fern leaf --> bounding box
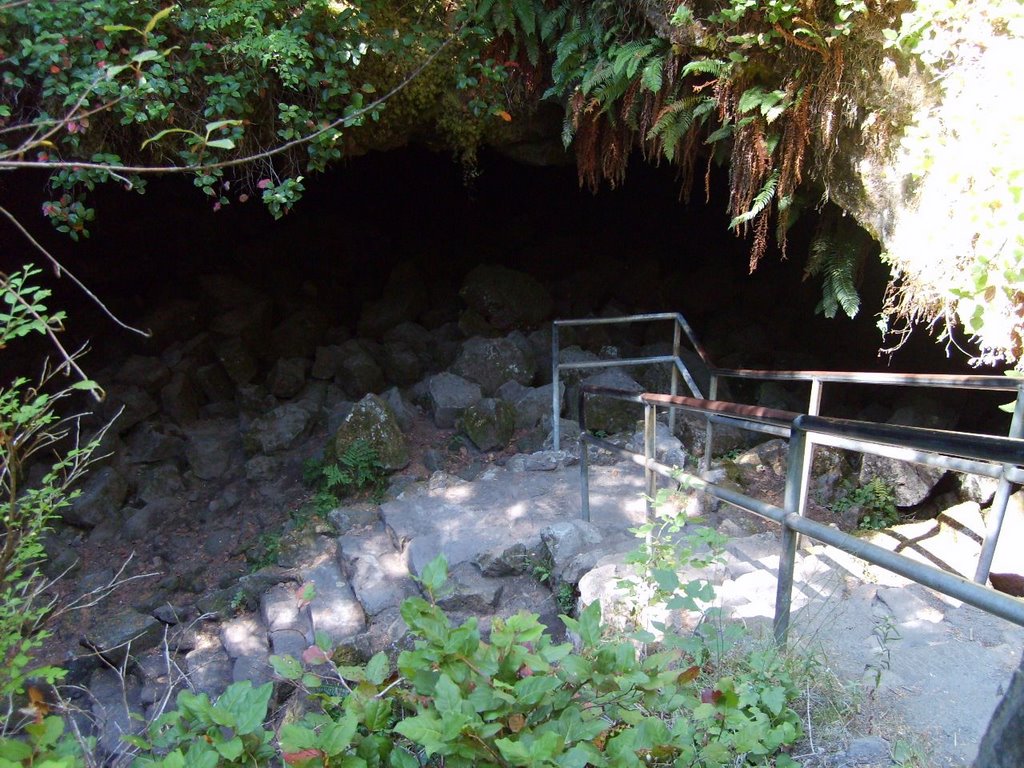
[641,57,663,93]
[730,170,780,228]
[681,58,728,78]
[540,5,568,41]
[808,232,862,319]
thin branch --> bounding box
[0,32,457,177]
[0,205,152,341]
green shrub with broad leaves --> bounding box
[1,550,802,767]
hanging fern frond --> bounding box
[681,58,729,78]
[729,169,779,228]
[806,231,862,319]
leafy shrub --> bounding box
[306,440,386,504]
[0,266,103,707]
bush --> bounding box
[0,266,103,712]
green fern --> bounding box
[681,58,729,78]
[730,169,779,228]
[322,439,385,496]
[806,231,862,319]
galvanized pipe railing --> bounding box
[577,385,1024,643]
[552,313,711,452]
[703,366,1024,584]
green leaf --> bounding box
[270,654,304,680]
[0,739,33,760]
[389,747,419,768]
[141,127,195,150]
[205,119,244,133]
[214,736,243,760]
[131,50,161,64]
[144,5,177,36]
[318,714,358,755]
[365,651,388,685]
[102,24,139,34]
[418,554,448,597]
[577,600,601,648]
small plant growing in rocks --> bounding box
[831,478,900,531]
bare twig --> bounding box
[0,205,152,342]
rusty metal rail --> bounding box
[577,385,1024,642]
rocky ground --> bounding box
[23,263,1023,766]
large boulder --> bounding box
[451,336,537,396]
[66,466,130,529]
[459,264,553,330]
[498,381,563,430]
[460,398,516,451]
[580,370,644,435]
[428,373,482,428]
[974,652,1024,768]
[332,394,409,471]
[859,454,945,508]
[243,403,314,455]
[336,340,386,398]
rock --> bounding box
[136,463,185,503]
[337,340,386,397]
[124,498,181,540]
[333,394,409,471]
[304,563,366,645]
[125,422,186,465]
[960,473,999,506]
[627,420,685,464]
[267,358,308,399]
[82,610,164,664]
[580,370,644,435]
[261,583,312,635]
[475,541,544,578]
[675,411,749,459]
[186,419,242,480]
[199,273,267,309]
[232,654,274,687]
[66,466,130,528]
[460,398,516,451]
[438,562,504,613]
[115,355,171,392]
[451,336,537,396]
[102,385,160,435]
[185,644,234,698]
[499,381,563,429]
[220,616,269,657]
[576,560,640,635]
[328,505,381,533]
[428,373,482,428]
[844,736,891,765]
[270,308,328,360]
[381,341,423,385]
[348,553,418,617]
[160,371,201,424]
[194,361,235,403]
[975,656,1024,768]
[312,345,345,380]
[859,454,946,508]
[381,386,415,432]
[460,264,553,330]
[506,450,574,472]
[213,336,258,385]
[541,520,603,584]
[243,403,313,455]
[89,668,144,758]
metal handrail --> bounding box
[553,310,1024,583]
[552,313,709,452]
[577,385,1024,641]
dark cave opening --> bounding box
[3,146,1010,430]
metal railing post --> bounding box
[552,323,561,452]
[670,320,681,437]
[808,378,822,416]
[974,390,1024,583]
[702,374,719,473]
[774,423,810,646]
[645,403,657,521]
[579,387,591,521]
